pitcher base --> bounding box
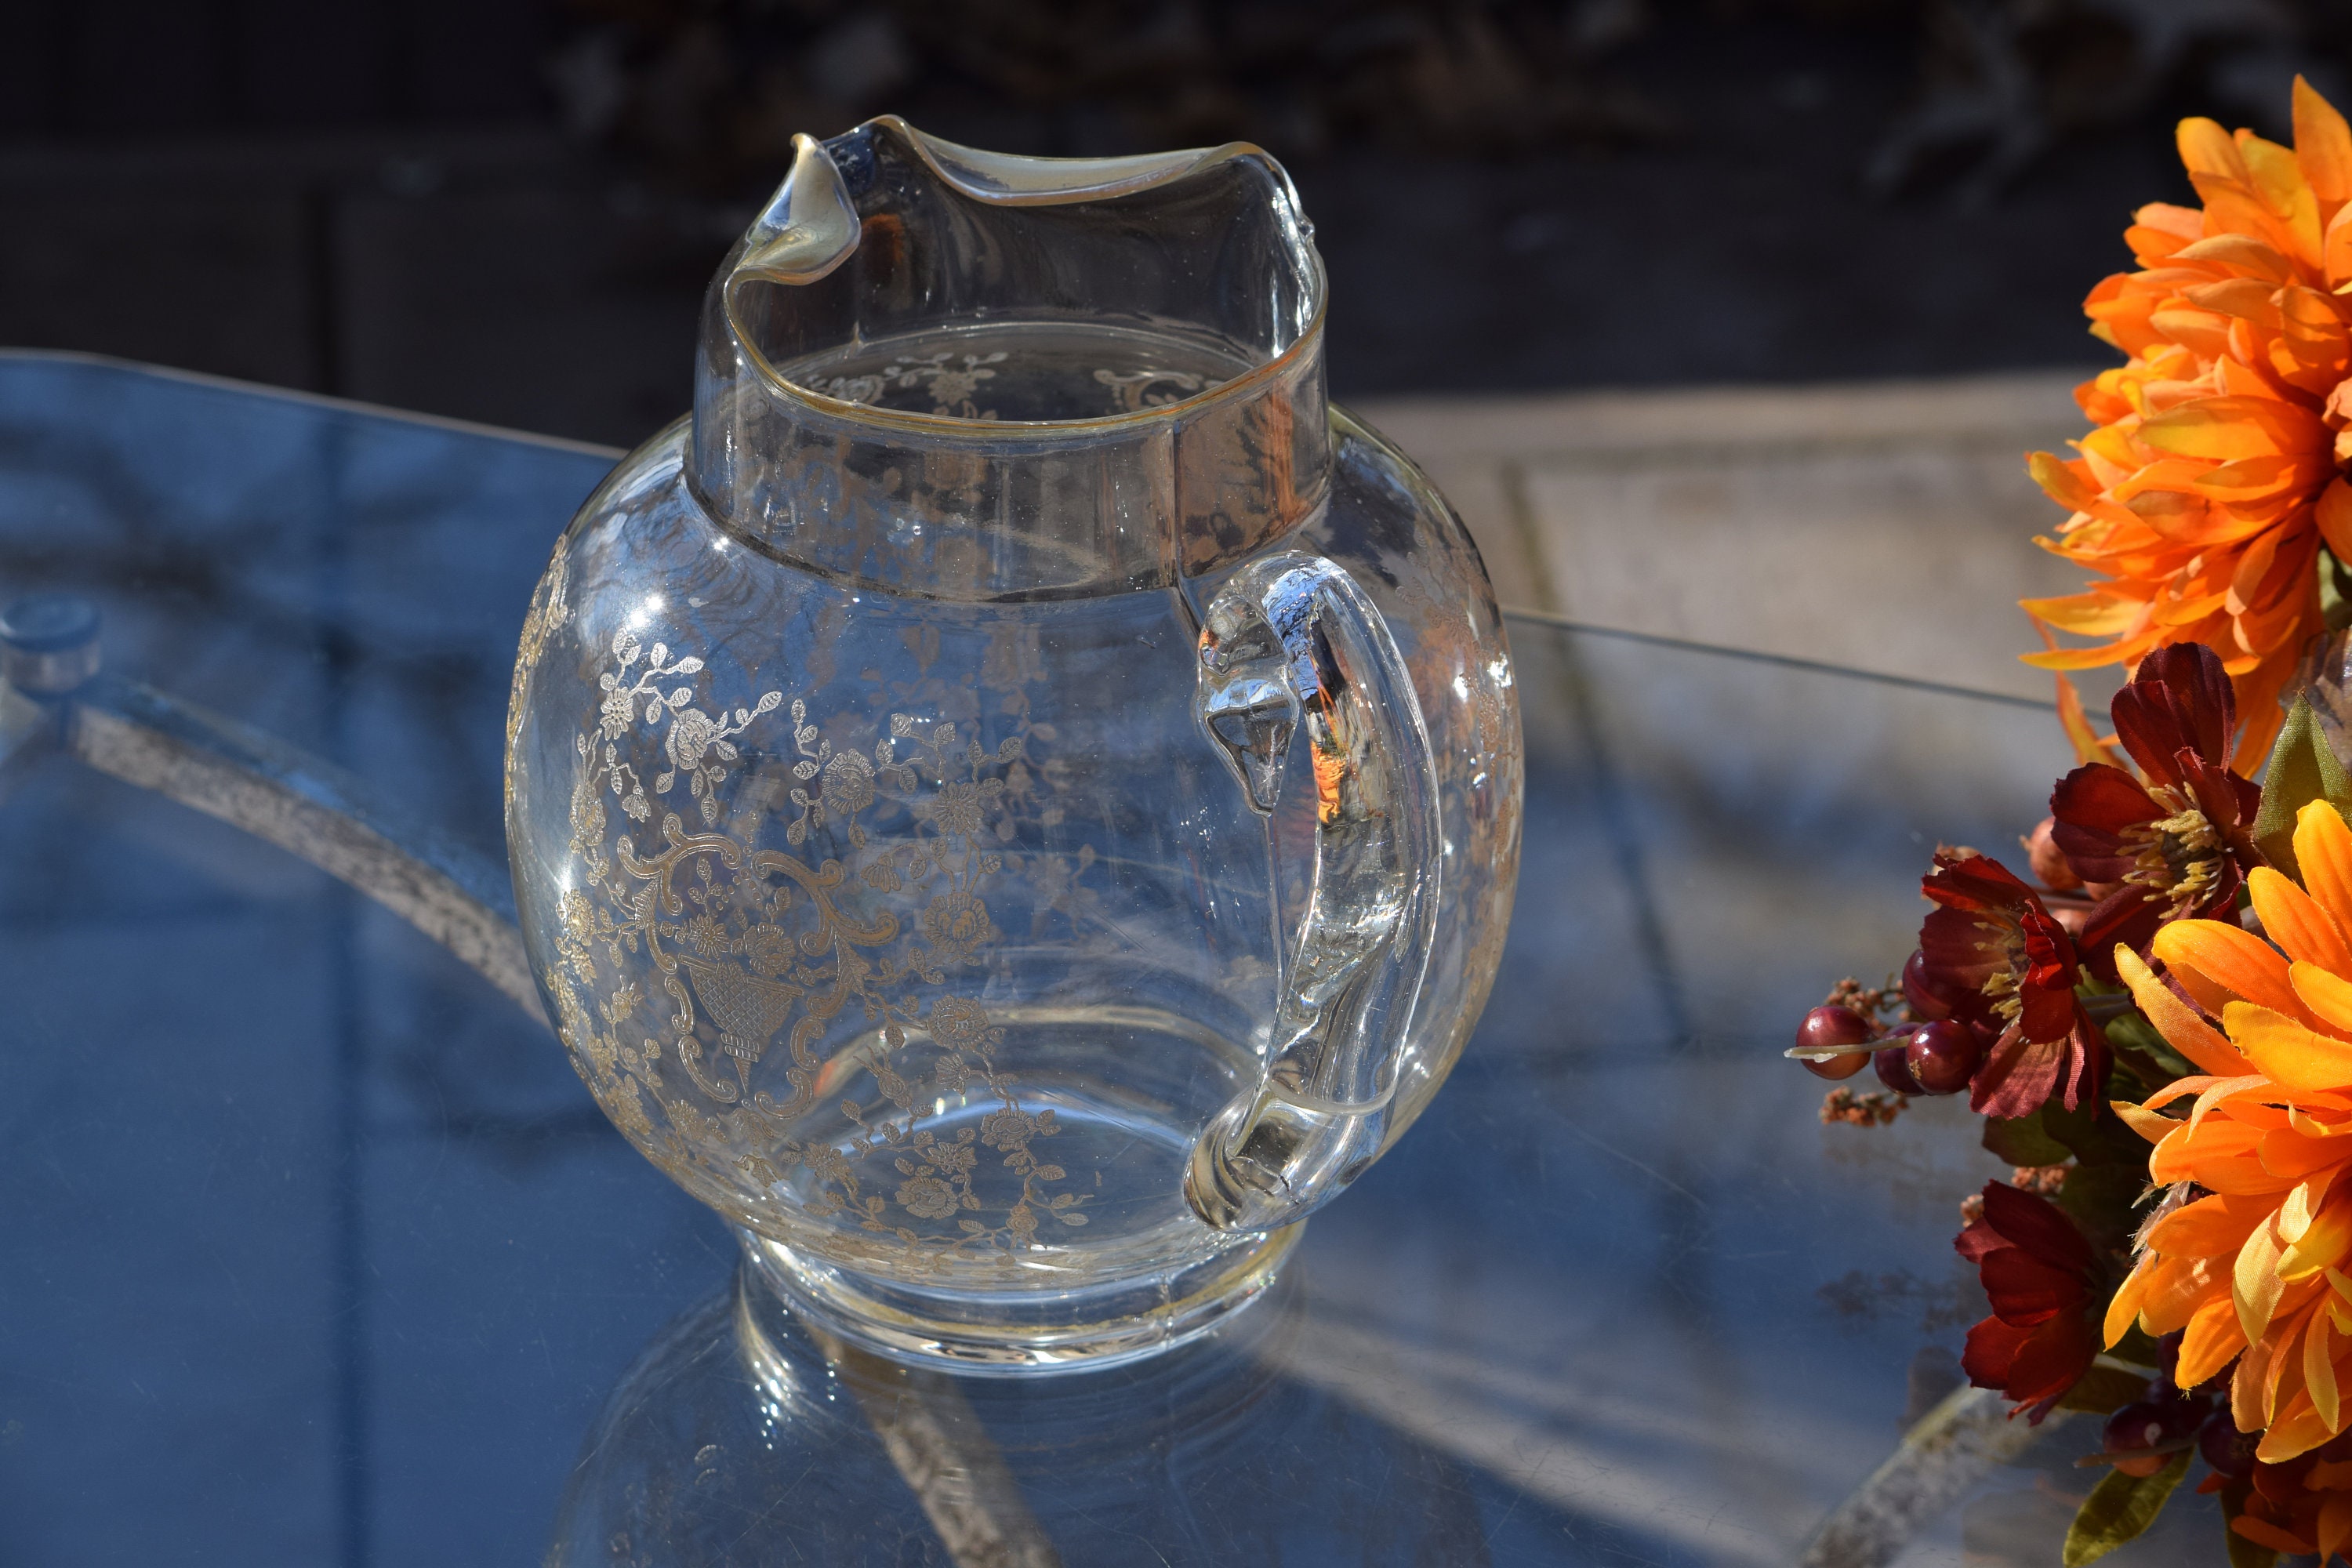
[737,1223,1301,1374]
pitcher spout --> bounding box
[688,120,1332,601]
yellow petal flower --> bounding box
[2150,1191,2278,1257]
[2240,1212,2292,1342]
[2309,1309,2342,1432]
[2116,942,2251,1075]
[2297,800,2352,927]
[2159,922,2310,1022]
[2227,1002,2352,1094]
[2253,866,2352,972]
[2183,1294,2251,1385]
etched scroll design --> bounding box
[503,532,570,814]
[803,350,1010,419]
[544,625,1090,1274]
[796,356,1219,420]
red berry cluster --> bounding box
[1793,951,1986,1097]
[2099,1334,2246,1483]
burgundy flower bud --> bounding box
[2022,817,2082,893]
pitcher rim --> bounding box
[721,119,1328,443]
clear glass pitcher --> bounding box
[505,119,1522,1370]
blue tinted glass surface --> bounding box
[0,353,2198,1566]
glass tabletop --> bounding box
[0,351,2194,1566]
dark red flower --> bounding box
[1957,1180,2099,1419]
[1918,851,2103,1117]
[2048,642,2263,975]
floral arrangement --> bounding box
[1795,78,2352,1566]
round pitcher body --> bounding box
[504,121,1521,1369]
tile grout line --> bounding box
[1497,457,1565,620]
[1499,455,1697,1046]
[1549,645,1694,1052]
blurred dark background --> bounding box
[1,0,2344,448]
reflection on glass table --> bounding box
[0,353,2203,1565]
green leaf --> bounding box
[2045,1094,2147,1168]
[2324,545,2352,633]
[1984,1107,2071,1167]
[2057,1163,2150,1254]
[2110,1324,2165,1373]
[2057,1361,2156,1416]
[2220,1477,2280,1568]
[2103,1008,2194,1084]
[2252,695,2352,878]
[1984,1094,2152,1174]
[2227,1524,2278,1568]
[2063,1450,2190,1567]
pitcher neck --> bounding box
[684,122,1332,602]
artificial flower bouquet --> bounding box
[1795,78,2352,1566]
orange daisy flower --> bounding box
[2025,78,2352,769]
[2105,801,2352,1497]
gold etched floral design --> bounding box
[543,623,1092,1273]
[1092,366,1210,411]
[799,355,1218,419]
[805,349,1010,419]
[590,627,779,828]
[504,533,569,812]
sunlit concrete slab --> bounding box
[1358,372,2103,704]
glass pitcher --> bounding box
[505,119,1522,1370]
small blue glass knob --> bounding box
[0,593,101,695]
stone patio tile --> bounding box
[1470,628,1692,1065]
[1352,434,1548,607]
[1358,372,2104,702]
[1558,626,2063,1049]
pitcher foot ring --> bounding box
[736,1223,1301,1374]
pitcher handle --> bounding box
[1185,551,1443,1232]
